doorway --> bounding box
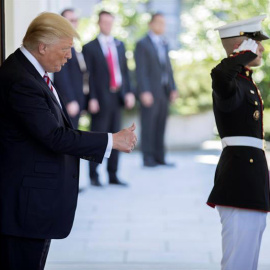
[0,0,5,65]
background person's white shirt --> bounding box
[97,33,122,87]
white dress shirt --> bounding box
[20,46,112,159]
[20,46,62,107]
[148,31,166,64]
[97,34,122,86]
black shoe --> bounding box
[143,158,158,167]
[109,177,128,187]
[91,176,103,187]
[156,161,175,167]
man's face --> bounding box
[149,15,166,35]
[98,14,114,36]
[40,37,73,73]
[63,11,78,29]
[248,41,264,67]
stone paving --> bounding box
[46,146,270,270]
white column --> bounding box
[5,0,71,58]
[47,0,72,13]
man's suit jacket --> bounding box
[54,47,86,111]
[0,49,108,239]
[82,38,131,108]
[135,34,176,99]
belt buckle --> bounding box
[263,139,267,151]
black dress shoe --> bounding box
[90,176,103,187]
[156,161,175,167]
[143,159,158,167]
[109,177,128,186]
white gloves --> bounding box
[233,38,258,54]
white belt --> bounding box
[221,136,265,150]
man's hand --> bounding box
[66,101,80,117]
[125,93,136,109]
[88,99,100,114]
[140,92,154,107]
[170,90,179,103]
[233,38,258,54]
[112,123,137,153]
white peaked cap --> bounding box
[215,14,269,40]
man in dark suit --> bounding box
[0,12,136,270]
[54,8,88,128]
[83,11,135,187]
[135,13,178,167]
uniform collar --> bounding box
[240,66,253,79]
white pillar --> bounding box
[5,0,72,58]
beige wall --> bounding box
[5,0,72,57]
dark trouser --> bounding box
[140,95,169,163]
[0,234,51,270]
[89,95,121,179]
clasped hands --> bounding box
[112,123,137,153]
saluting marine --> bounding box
[207,15,270,270]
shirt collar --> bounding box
[148,31,162,44]
[20,46,46,77]
[98,33,114,45]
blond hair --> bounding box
[23,12,80,51]
[221,36,247,56]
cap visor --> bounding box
[254,31,269,41]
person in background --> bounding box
[135,12,178,168]
[0,12,137,270]
[207,15,270,270]
[83,10,135,187]
[54,8,88,128]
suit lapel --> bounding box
[115,39,122,72]
[146,35,162,67]
[14,49,73,128]
[50,81,74,128]
[95,38,109,74]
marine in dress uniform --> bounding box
[207,15,270,270]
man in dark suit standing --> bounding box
[135,13,178,167]
[54,8,88,128]
[83,11,135,187]
[0,12,136,270]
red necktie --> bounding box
[106,45,118,90]
[43,72,53,92]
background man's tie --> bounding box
[106,43,118,91]
[43,72,53,92]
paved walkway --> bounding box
[46,146,270,270]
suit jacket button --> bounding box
[250,159,254,163]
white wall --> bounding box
[5,0,72,57]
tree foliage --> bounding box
[77,0,149,66]
[76,0,270,116]
[171,0,270,115]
